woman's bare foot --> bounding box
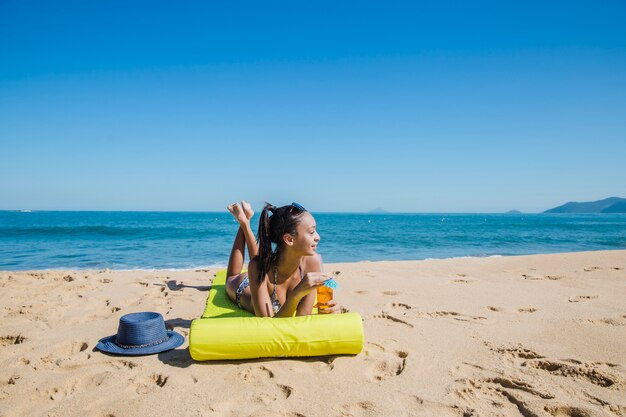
[227,202,248,225]
[241,200,254,220]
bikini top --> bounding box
[271,262,303,314]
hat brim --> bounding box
[96,331,185,356]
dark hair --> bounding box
[256,202,307,284]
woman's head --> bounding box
[256,202,320,283]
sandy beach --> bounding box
[1,250,625,417]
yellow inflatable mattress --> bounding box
[189,269,364,360]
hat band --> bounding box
[115,335,170,349]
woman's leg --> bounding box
[225,202,259,309]
[226,201,258,279]
[226,226,247,279]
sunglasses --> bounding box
[289,202,307,213]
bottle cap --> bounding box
[323,278,339,290]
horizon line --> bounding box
[0,208,564,215]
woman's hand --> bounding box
[318,299,341,314]
[294,272,327,299]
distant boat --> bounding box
[18,209,32,213]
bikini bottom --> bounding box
[235,275,250,308]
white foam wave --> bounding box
[424,254,504,261]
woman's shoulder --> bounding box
[303,253,323,271]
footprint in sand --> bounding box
[206,400,235,416]
[336,395,459,417]
[568,295,598,303]
[521,274,542,280]
[416,311,487,322]
[517,308,539,313]
[4,305,47,322]
[334,401,377,417]
[545,405,596,417]
[485,342,545,360]
[238,366,293,406]
[36,376,85,401]
[451,279,474,284]
[382,290,400,296]
[60,341,89,355]
[251,384,293,405]
[2,375,20,388]
[372,304,486,324]
[134,373,170,394]
[456,376,554,417]
[369,303,415,328]
[363,342,408,382]
[488,343,625,390]
[486,306,502,312]
[107,359,139,370]
[0,334,27,346]
[529,360,624,388]
[152,374,168,387]
[544,275,564,280]
[522,274,564,281]
[583,267,602,272]
[238,366,275,382]
[586,315,626,326]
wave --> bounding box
[5,262,229,272]
[0,225,219,239]
[423,254,505,261]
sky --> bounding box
[1,1,625,213]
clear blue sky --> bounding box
[1,1,625,213]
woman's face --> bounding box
[289,212,320,256]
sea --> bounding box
[1,211,625,270]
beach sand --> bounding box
[1,250,625,417]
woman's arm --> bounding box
[247,258,274,317]
[276,255,327,317]
[273,292,308,317]
[274,272,325,318]
[295,254,324,316]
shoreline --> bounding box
[1,250,625,416]
[2,248,625,273]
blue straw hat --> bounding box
[96,312,184,356]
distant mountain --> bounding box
[602,201,626,213]
[505,210,522,214]
[368,208,389,214]
[544,197,626,213]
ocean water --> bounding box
[1,211,625,270]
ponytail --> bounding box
[256,203,277,284]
